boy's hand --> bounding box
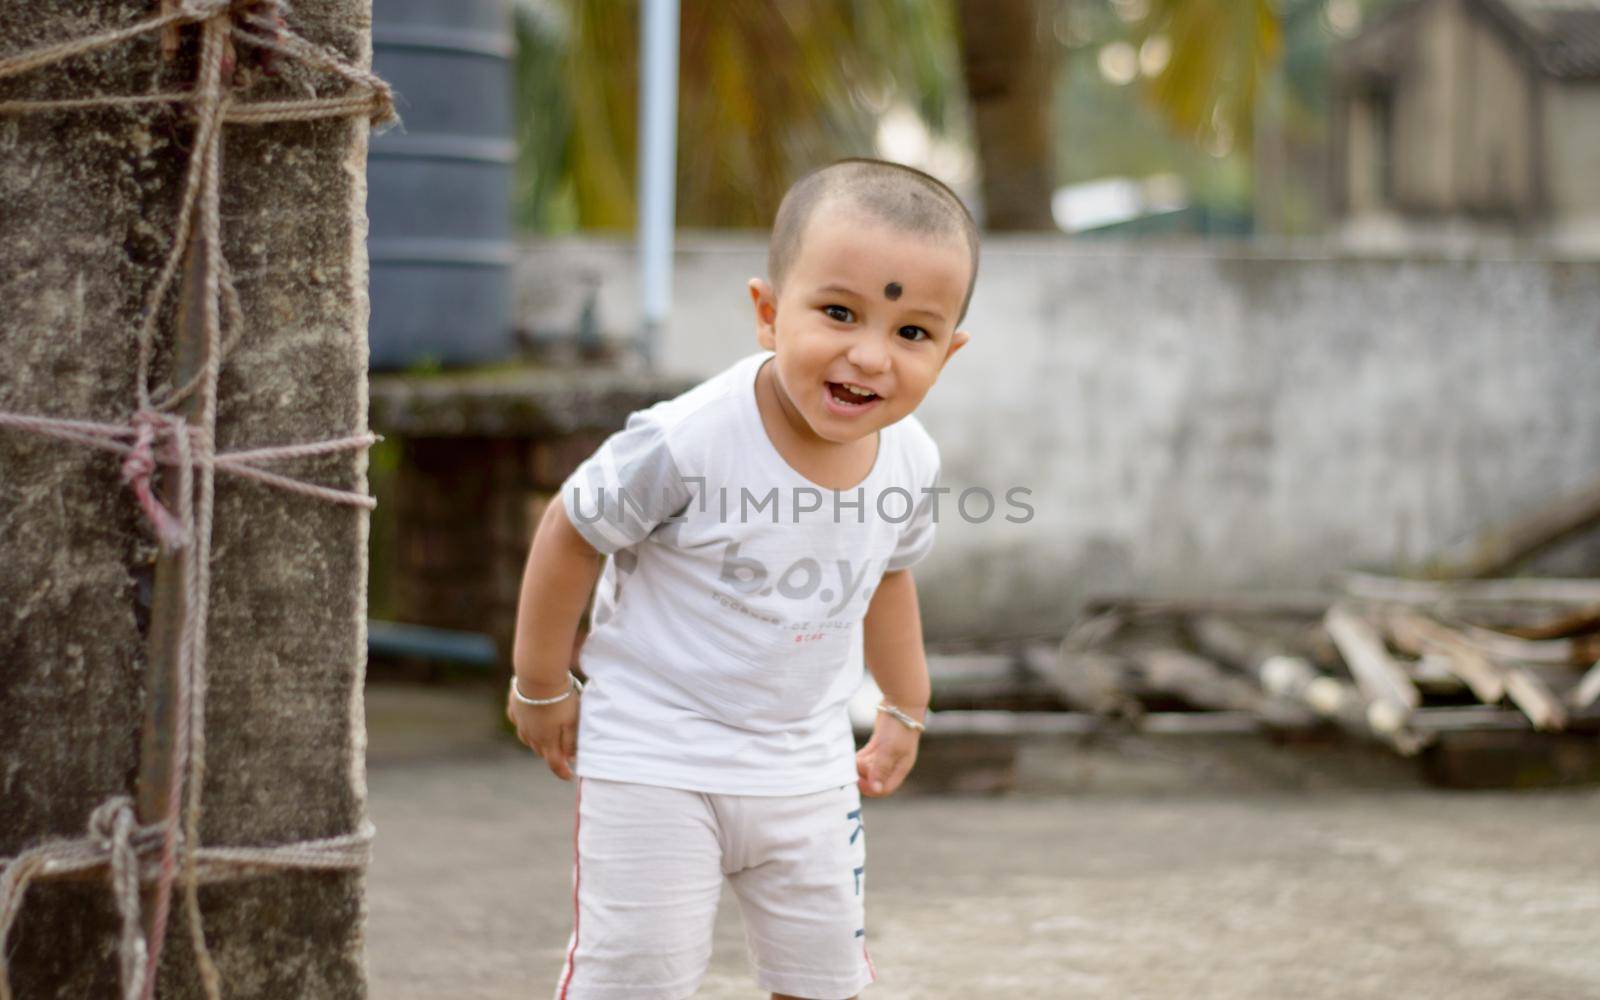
[506,683,580,781]
[855,713,922,797]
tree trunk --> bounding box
[955,0,1059,231]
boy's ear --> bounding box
[748,278,778,349]
[940,329,970,369]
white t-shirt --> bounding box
[557,349,941,795]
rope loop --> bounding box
[90,797,151,1000]
[120,410,191,551]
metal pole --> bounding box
[637,0,679,371]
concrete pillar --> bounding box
[0,3,374,995]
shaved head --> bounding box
[769,158,980,323]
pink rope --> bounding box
[120,411,191,550]
[0,410,377,555]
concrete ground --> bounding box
[363,683,1600,999]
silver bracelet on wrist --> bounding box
[876,702,927,733]
[511,672,583,706]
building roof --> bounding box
[1339,0,1600,82]
[1480,0,1600,78]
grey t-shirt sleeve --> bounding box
[558,410,692,555]
[886,458,940,572]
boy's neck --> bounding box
[755,358,879,492]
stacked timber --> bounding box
[924,480,1600,759]
[972,576,1600,757]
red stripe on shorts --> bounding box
[558,777,583,999]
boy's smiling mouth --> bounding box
[823,380,882,414]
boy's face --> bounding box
[748,202,971,446]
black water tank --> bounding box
[369,0,514,369]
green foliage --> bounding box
[1053,1,1256,222]
[510,0,967,233]
[1054,0,1411,233]
[513,0,1415,238]
[1134,0,1282,154]
[511,1,580,233]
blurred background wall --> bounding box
[369,0,1600,656]
[517,235,1600,640]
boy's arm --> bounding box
[856,568,931,797]
[506,498,604,780]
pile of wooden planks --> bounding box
[912,483,1600,782]
[1021,575,1600,756]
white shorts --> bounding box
[553,776,876,1000]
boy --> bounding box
[506,158,977,1000]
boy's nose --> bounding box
[846,335,891,375]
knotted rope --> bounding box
[0,3,397,997]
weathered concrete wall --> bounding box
[1,4,373,996]
[516,234,1600,642]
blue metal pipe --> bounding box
[637,0,680,370]
[368,619,498,667]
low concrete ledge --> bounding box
[369,365,699,437]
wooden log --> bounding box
[1338,572,1600,607]
[917,710,1265,738]
[1084,591,1332,619]
[1386,610,1505,702]
[1324,604,1421,742]
[1189,615,1369,733]
[1423,474,1600,579]
[1408,653,1469,694]
[1449,620,1594,666]
[916,710,1106,737]
[1321,614,1429,756]
[1386,609,1568,730]
[1044,621,1324,729]
[1503,670,1569,731]
[1374,704,1598,735]
[1126,647,1258,712]
[912,704,1600,744]
[927,652,1029,700]
[1032,646,1146,719]
[1570,660,1600,711]
[1060,608,1127,653]
[1503,605,1600,641]
[1125,645,1316,728]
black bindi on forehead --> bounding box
[883,281,902,300]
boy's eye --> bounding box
[899,325,930,342]
[823,305,854,323]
